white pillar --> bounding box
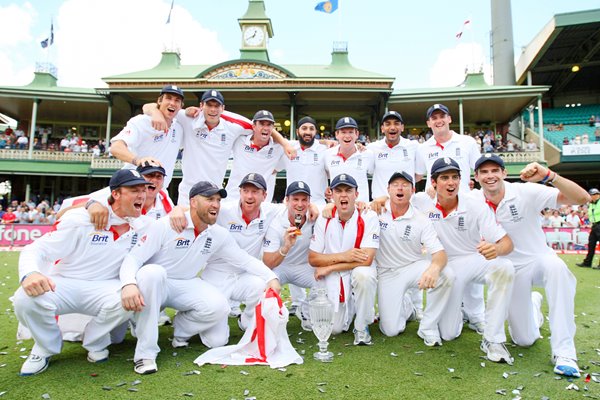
[28,99,40,159]
[290,101,295,141]
[105,102,112,144]
[537,96,545,161]
[458,99,464,135]
[25,183,31,203]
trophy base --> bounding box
[313,351,334,362]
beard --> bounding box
[298,135,315,147]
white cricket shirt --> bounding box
[367,138,418,199]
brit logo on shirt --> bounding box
[229,223,243,232]
[263,239,271,248]
[331,160,340,166]
[457,216,466,232]
[428,211,441,221]
[379,220,388,231]
[196,129,208,140]
[508,204,524,222]
[244,145,254,153]
[428,152,439,160]
[174,237,191,249]
[378,152,388,160]
[89,232,109,245]
[152,133,165,143]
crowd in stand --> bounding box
[542,205,591,228]
[0,127,107,156]
[0,198,59,225]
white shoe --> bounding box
[481,339,513,365]
[296,305,312,331]
[87,349,109,363]
[553,356,580,378]
[417,330,442,347]
[468,321,485,335]
[353,327,372,346]
[20,354,51,376]
[134,359,158,375]
[158,311,172,326]
[531,291,544,329]
[171,336,190,348]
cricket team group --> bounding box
[14,85,590,378]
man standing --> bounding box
[474,153,590,377]
[14,169,151,375]
[110,85,184,189]
[412,157,515,364]
[367,111,418,199]
[375,171,452,343]
[262,181,317,329]
[309,174,379,345]
[119,181,280,374]
[284,117,329,207]
[225,110,287,203]
[577,188,600,268]
[325,117,375,203]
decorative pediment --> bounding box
[204,62,290,81]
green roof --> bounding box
[0,72,105,101]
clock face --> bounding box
[243,26,265,47]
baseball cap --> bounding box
[297,116,317,129]
[201,89,224,105]
[589,188,600,195]
[430,157,461,176]
[160,85,184,100]
[388,171,414,186]
[109,169,151,191]
[426,103,450,119]
[189,181,227,199]
[474,153,505,171]
[239,173,267,191]
[382,111,404,124]
[137,163,166,176]
[335,117,358,130]
[252,110,275,123]
[285,181,311,197]
[330,174,358,189]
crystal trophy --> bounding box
[309,287,334,362]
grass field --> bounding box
[0,252,599,399]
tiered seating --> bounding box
[544,124,599,148]
[523,104,600,125]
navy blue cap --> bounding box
[201,89,224,105]
[109,169,152,191]
[160,85,184,100]
[189,181,227,199]
[430,157,461,176]
[426,103,450,119]
[285,181,311,197]
[252,110,275,123]
[335,117,358,130]
[137,163,167,176]
[239,173,267,191]
[330,174,358,189]
[475,153,506,171]
[297,116,317,129]
[382,111,404,124]
[388,171,414,186]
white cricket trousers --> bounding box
[133,264,230,360]
[13,277,131,357]
[200,268,266,330]
[378,260,454,337]
[439,254,514,344]
[508,253,577,359]
[329,266,377,334]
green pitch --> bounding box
[0,252,599,399]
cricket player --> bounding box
[309,174,379,345]
[412,157,515,364]
[324,117,375,203]
[262,181,318,329]
[119,181,280,374]
[473,153,590,377]
[415,103,484,333]
[374,171,453,343]
[224,110,287,203]
[14,169,152,376]
[110,85,184,189]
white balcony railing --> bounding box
[0,149,94,162]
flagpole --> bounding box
[337,0,342,42]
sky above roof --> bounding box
[0,0,598,90]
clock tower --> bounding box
[238,0,273,62]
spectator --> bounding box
[17,135,28,150]
[563,136,569,145]
[1,207,17,224]
[60,137,69,151]
[565,209,581,228]
[590,115,596,127]
[526,138,538,151]
[595,128,600,143]
[548,210,564,227]
[0,204,5,219]
[98,139,106,154]
[81,141,88,153]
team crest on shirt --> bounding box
[457,216,467,232]
[455,148,461,158]
[402,225,412,241]
[174,237,191,249]
[221,133,227,145]
[170,128,178,143]
[201,237,213,255]
[313,153,319,164]
[266,147,274,158]
[507,204,523,222]
[130,233,138,247]
[258,220,265,232]
[403,149,409,158]
[89,231,110,245]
